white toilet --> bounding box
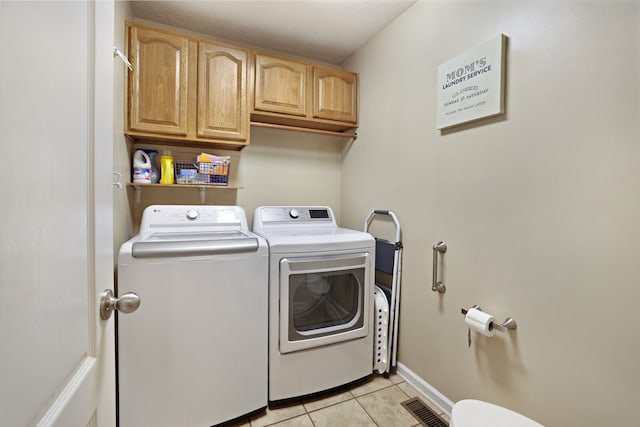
[451,399,544,427]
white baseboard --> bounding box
[396,361,455,417]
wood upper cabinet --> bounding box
[126,22,250,149]
[126,22,358,147]
[252,53,358,131]
[254,54,307,116]
[128,25,189,136]
[313,66,358,124]
[197,42,248,141]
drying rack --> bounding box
[365,210,402,377]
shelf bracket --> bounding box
[133,185,141,203]
[199,187,206,204]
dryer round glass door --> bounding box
[278,253,371,353]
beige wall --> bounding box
[341,1,639,425]
[236,127,344,226]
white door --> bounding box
[0,1,115,426]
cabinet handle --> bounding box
[113,46,133,70]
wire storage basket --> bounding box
[175,160,230,186]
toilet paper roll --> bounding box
[465,308,495,337]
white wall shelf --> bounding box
[127,183,242,204]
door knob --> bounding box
[99,289,141,320]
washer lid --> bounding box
[451,400,543,427]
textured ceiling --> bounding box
[130,0,417,64]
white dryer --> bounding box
[117,205,268,427]
[252,206,375,405]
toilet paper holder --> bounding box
[461,305,517,332]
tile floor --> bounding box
[231,373,450,427]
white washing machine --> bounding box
[252,206,375,405]
[117,205,268,427]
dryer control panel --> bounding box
[254,206,335,226]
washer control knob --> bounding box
[289,209,299,219]
[186,209,199,221]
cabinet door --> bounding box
[254,54,307,116]
[312,66,358,124]
[128,26,189,135]
[198,42,248,141]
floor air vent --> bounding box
[401,397,449,427]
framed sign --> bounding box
[436,34,507,129]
